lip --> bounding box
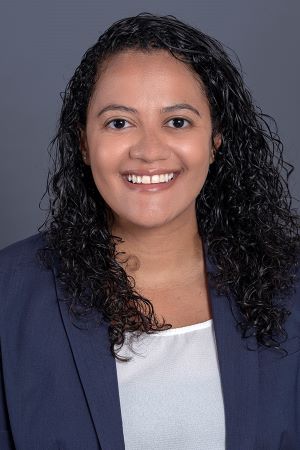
[121,170,181,192]
[121,169,181,176]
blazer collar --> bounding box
[53,238,259,450]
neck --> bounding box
[112,211,205,289]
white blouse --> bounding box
[116,319,226,449]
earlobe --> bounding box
[210,133,222,164]
[209,148,216,164]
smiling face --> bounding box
[81,49,221,231]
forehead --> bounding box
[90,49,207,105]
[99,49,196,77]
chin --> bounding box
[117,213,176,230]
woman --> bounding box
[0,12,299,450]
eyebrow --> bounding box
[97,103,201,117]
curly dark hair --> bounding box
[38,12,300,362]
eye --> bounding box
[167,117,191,128]
[105,118,131,129]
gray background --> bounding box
[1,0,299,249]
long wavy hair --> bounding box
[38,12,300,361]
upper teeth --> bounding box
[127,173,174,184]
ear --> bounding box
[79,128,90,165]
[213,133,222,150]
[209,133,222,164]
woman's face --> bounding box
[81,49,221,230]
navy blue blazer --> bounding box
[0,233,300,449]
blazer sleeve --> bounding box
[0,349,15,450]
[0,268,15,450]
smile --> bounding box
[127,173,174,184]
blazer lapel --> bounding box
[203,239,259,449]
[52,266,125,450]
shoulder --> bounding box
[0,232,56,321]
[269,264,300,358]
[0,232,46,272]
[286,264,300,335]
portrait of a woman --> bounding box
[0,12,299,450]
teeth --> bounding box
[127,172,175,184]
[151,174,160,183]
[141,175,151,184]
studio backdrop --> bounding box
[0,0,299,249]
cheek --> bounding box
[87,156,115,204]
[181,148,211,198]
[88,138,121,181]
[189,164,210,198]
[181,137,211,177]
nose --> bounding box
[129,129,171,162]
